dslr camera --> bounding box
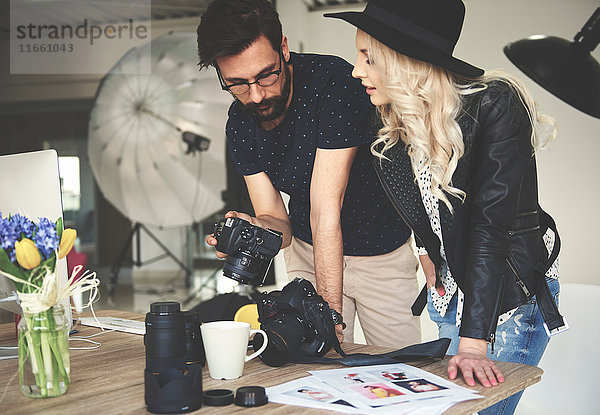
[213,217,282,285]
[251,277,345,367]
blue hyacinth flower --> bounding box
[33,217,59,260]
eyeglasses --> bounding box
[216,51,283,96]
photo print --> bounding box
[267,377,365,414]
[352,382,406,400]
[364,364,422,383]
[343,373,367,384]
[369,369,409,381]
[284,386,335,402]
[393,379,448,393]
[301,363,483,412]
[307,368,380,390]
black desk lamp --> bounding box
[504,7,600,119]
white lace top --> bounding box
[415,161,559,327]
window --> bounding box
[58,156,80,211]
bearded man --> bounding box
[199,0,419,348]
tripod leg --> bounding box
[108,223,140,296]
[139,224,193,282]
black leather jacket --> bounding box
[373,81,565,343]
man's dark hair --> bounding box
[197,0,283,69]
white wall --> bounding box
[278,0,600,287]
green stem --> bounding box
[41,330,54,393]
[48,332,70,389]
[18,328,28,385]
[48,308,70,389]
[51,345,60,392]
[25,315,46,395]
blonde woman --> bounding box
[326,1,567,414]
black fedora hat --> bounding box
[324,0,484,77]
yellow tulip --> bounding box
[58,228,77,259]
[15,238,42,270]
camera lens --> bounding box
[145,301,186,371]
[214,217,281,287]
[183,311,205,366]
[144,302,203,414]
[223,251,272,286]
[223,251,259,284]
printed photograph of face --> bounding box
[393,379,448,393]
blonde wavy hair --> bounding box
[366,35,557,211]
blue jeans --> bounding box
[427,277,560,415]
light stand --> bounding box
[108,223,193,296]
[107,126,212,297]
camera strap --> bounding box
[290,337,451,366]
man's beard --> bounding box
[240,63,291,122]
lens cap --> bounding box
[203,389,234,406]
[235,386,268,407]
[150,301,180,314]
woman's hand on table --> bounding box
[447,337,504,387]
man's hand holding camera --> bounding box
[205,211,263,258]
[207,212,283,286]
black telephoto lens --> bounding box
[145,301,186,371]
[144,302,203,414]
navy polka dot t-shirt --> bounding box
[226,52,410,256]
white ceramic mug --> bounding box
[200,321,268,380]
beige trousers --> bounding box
[283,237,421,349]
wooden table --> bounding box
[0,310,542,414]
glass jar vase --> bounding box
[18,305,70,398]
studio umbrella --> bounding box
[88,32,233,228]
